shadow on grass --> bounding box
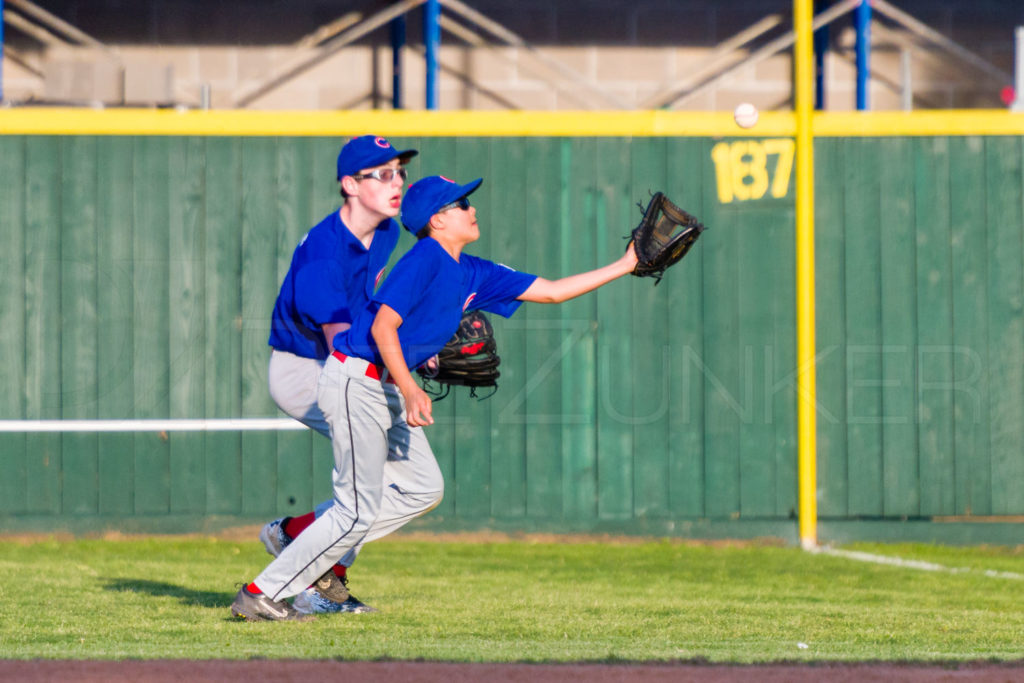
[103,578,231,608]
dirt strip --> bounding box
[0,660,1022,683]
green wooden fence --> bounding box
[814,136,1024,532]
[0,130,1021,544]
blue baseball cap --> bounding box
[336,135,418,180]
[400,175,483,233]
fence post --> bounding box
[795,0,820,550]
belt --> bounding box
[331,350,396,385]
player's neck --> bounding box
[339,203,384,247]
[431,234,464,262]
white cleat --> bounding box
[293,587,378,615]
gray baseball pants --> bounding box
[268,349,330,438]
[269,349,412,567]
[255,353,444,601]
[268,350,348,562]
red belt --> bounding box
[331,350,396,385]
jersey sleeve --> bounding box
[373,244,443,320]
[465,256,538,318]
[293,260,352,325]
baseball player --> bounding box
[260,134,416,614]
[231,174,638,621]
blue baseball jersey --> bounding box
[335,237,537,369]
[268,210,400,360]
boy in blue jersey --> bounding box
[257,135,416,616]
[231,175,638,621]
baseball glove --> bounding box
[417,310,500,399]
[630,192,706,284]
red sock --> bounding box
[303,566,347,591]
[284,512,316,539]
[247,582,263,594]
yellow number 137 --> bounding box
[711,139,794,204]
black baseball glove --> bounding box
[417,310,500,399]
[630,192,706,284]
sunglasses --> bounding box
[351,167,408,183]
[438,196,471,212]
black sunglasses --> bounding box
[438,196,471,212]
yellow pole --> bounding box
[794,0,818,550]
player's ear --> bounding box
[428,213,446,232]
[339,175,360,198]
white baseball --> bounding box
[734,102,759,129]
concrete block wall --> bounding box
[2,0,1021,111]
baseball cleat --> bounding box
[230,585,313,622]
[259,518,350,602]
[314,569,350,603]
[259,517,293,557]
[293,587,378,615]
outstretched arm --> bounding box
[371,305,434,427]
[517,243,637,304]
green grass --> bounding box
[0,535,1021,662]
